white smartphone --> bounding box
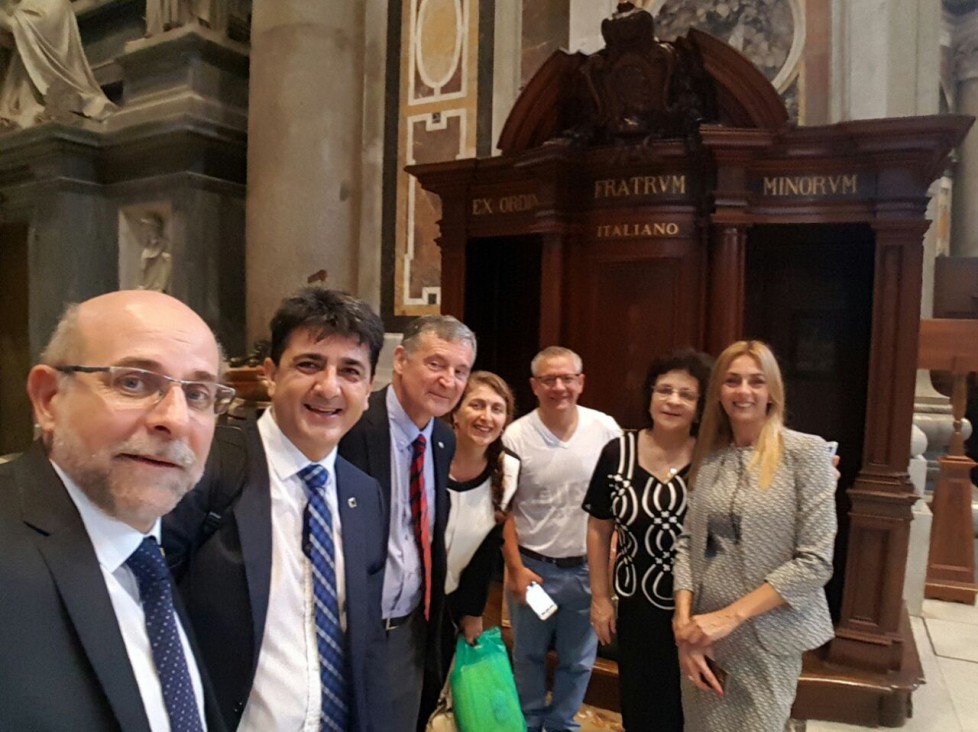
[826,441,839,457]
[525,581,558,620]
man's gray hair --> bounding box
[401,315,477,359]
[40,304,82,366]
[531,346,583,376]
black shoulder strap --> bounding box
[198,420,252,542]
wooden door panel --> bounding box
[566,238,704,427]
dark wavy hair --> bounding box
[450,371,516,512]
[268,287,385,375]
[641,348,714,433]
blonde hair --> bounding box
[692,340,785,489]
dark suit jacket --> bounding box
[0,444,226,732]
[163,417,390,732]
[337,386,455,677]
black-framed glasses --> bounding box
[534,373,581,388]
[56,365,236,415]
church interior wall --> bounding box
[0,0,974,450]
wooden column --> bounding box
[828,219,926,675]
[538,234,566,346]
[701,126,770,354]
[437,198,469,319]
[707,224,747,353]
[919,319,978,603]
[521,147,581,349]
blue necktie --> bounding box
[125,537,204,732]
[298,463,349,732]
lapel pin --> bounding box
[437,441,445,449]
[348,497,358,508]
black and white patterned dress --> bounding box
[583,430,688,732]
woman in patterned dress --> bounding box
[583,349,713,731]
[673,340,837,732]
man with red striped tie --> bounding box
[340,315,477,732]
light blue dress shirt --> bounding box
[383,386,437,619]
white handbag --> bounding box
[425,666,457,732]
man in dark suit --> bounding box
[339,315,477,731]
[0,290,229,731]
[163,288,390,731]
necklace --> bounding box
[638,430,688,482]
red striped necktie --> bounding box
[410,434,432,619]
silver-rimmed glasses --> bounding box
[534,373,581,388]
[56,365,236,415]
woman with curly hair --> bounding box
[584,348,712,730]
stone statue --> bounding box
[145,0,230,36]
[138,213,173,293]
[0,0,116,130]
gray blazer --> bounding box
[673,429,836,656]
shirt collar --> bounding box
[259,408,338,484]
[53,460,160,574]
[386,385,434,449]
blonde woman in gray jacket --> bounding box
[672,340,837,732]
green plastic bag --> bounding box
[449,627,526,732]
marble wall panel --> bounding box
[396,0,479,316]
[521,0,570,85]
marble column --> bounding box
[492,0,522,154]
[951,13,978,257]
[831,0,941,121]
[246,2,367,343]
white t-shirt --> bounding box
[503,406,621,558]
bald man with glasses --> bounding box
[0,290,229,731]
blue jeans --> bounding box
[507,556,597,732]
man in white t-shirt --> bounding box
[502,346,621,732]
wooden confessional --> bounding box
[409,4,973,727]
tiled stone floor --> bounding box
[808,596,978,732]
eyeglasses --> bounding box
[56,365,236,415]
[653,385,699,403]
[535,373,581,388]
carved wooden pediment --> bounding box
[575,2,716,143]
[497,3,788,155]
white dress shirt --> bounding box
[55,463,208,732]
[238,409,345,732]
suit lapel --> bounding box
[366,388,393,507]
[17,448,152,732]
[431,420,452,531]
[172,587,226,731]
[232,419,274,670]
[335,457,368,628]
